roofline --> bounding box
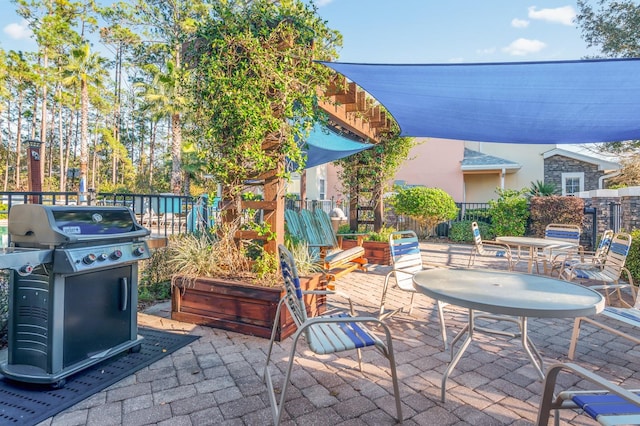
[542,148,620,171]
[461,164,522,172]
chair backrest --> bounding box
[312,209,340,248]
[471,221,484,248]
[285,209,305,242]
[389,230,422,290]
[601,232,633,281]
[593,229,614,262]
[544,223,581,244]
[278,244,309,327]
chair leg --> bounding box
[567,317,582,360]
[407,292,416,315]
[378,273,393,319]
[379,326,403,423]
[437,301,448,351]
[356,348,363,372]
[468,249,476,267]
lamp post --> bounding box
[26,139,43,204]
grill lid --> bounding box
[9,204,150,247]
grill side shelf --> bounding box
[0,248,54,271]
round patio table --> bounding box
[413,268,604,402]
[495,236,577,273]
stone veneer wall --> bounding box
[545,155,604,192]
[620,187,640,232]
[579,187,640,234]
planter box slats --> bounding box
[341,240,391,265]
[171,274,325,341]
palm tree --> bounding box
[61,44,108,199]
[137,62,185,194]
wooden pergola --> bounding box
[235,76,393,255]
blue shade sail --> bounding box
[319,59,640,144]
[302,123,373,168]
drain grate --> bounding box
[0,327,199,425]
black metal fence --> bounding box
[0,193,604,248]
[0,191,202,237]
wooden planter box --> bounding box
[171,273,326,341]
[341,240,391,265]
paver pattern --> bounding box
[35,242,640,425]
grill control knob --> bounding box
[98,253,108,261]
[111,250,123,260]
[18,264,34,276]
[83,254,97,264]
[133,246,146,257]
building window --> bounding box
[561,172,584,196]
[319,178,326,200]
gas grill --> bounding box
[0,204,150,386]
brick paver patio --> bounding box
[34,241,640,425]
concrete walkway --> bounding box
[36,241,639,425]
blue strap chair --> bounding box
[537,363,640,426]
[468,222,514,270]
[561,232,633,306]
[263,244,402,425]
[378,231,449,349]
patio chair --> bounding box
[560,232,633,306]
[377,231,449,345]
[540,223,582,274]
[263,245,402,425]
[567,241,637,360]
[548,229,613,277]
[468,222,514,270]
[536,362,640,426]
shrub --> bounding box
[390,187,458,237]
[488,189,529,236]
[367,225,396,242]
[529,196,585,237]
[450,220,494,242]
[625,229,640,285]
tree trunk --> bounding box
[79,79,89,202]
[171,112,182,194]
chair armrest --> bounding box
[537,362,640,425]
[302,289,355,314]
[482,242,512,254]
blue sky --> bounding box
[0,1,595,63]
[314,0,595,63]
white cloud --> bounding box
[502,38,546,56]
[476,47,497,55]
[528,6,576,26]
[314,0,334,6]
[511,18,530,28]
[4,20,32,40]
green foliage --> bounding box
[284,239,322,276]
[625,229,640,285]
[390,187,458,236]
[529,180,558,196]
[184,0,341,201]
[529,196,585,237]
[336,130,417,226]
[450,220,494,242]
[166,221,279,287]
[366,225,396,242]
[487,188,529,236]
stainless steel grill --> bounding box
[0,204,150,387]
